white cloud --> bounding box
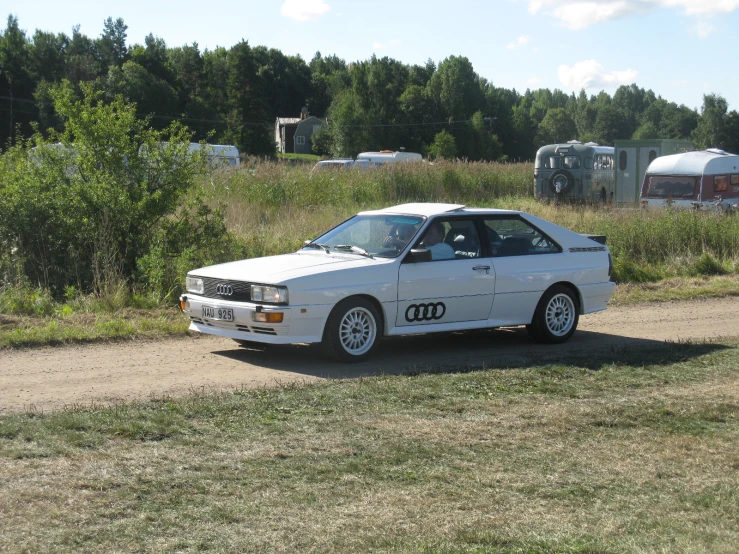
[280,0,331,21]
[690,20,715,37]
[553,2,641,30]
[506,35,532,49]
[523,0,739,29]
[664,0,739,16]
[559,59,638,90]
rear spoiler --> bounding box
[581,234,607,245]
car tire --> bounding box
[322,297,381,362]
[548,169,574,194]
[528,285,579,344]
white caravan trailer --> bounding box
[189,143,240,167]
[356,150,423,165]
[640,149,739,211]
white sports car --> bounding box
[181,203,616,361]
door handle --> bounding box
[472,265,490,273]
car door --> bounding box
[483,216,563,326]
[396,218,495,328]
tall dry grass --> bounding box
[201,160,739,282]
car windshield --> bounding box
[303,214,425,258]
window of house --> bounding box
[296,136,306,145]
[648,150,657,164]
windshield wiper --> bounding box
[303,242,331,253]
[332,245,374,258]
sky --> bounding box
[5,0,739,112]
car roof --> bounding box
[359,203,521,217]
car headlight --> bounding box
[251,285,288,304]
[186,276,204,295]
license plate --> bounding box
[202,306,234,322]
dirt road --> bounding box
[1,297,737,413]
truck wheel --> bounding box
[322,297,381,362]
[549,170,574,194]
[528,285,579,344]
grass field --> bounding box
[1,340,737,552]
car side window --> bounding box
[484,218,560,257]
[415,219,481,260]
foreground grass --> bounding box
[1,340,737,552]
[611,274,739,305]
[0,308,189,348]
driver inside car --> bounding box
[382,223,416,250]
[420,221,455,260]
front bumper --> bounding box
[181,294,331,345]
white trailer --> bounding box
[356,150,423,165]
[188,143,240,167]
[640,149,739,211]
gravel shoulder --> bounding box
[2,297,738,413]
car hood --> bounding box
[189,251,394,284]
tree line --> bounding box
[2,14,739,160]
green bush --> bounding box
[693,253,728,276]
[0,283,57,316]
[0,81,232,299]
[611,260,665,284]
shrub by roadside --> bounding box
[0,81,237,303]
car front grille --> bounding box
[196,277,253,302]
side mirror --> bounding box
[404,248,432,263]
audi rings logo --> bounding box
[216,284,234,296]
[405,302,446,322]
